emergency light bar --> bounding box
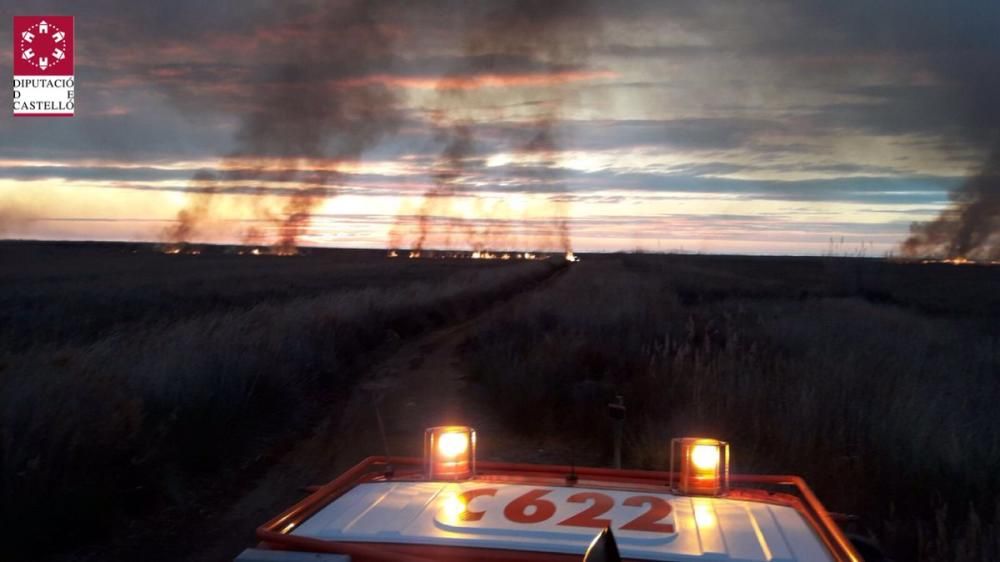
[424,425,476,479]
[670,437,730,496]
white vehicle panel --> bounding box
[292,481,834,562]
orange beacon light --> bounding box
[670,437,730,496]
[424,426,476,480]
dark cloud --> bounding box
[0,114,234,160]
[3,0,999,253]
[361,117,798,156]
[598,44,724,59]
[812,1,1000,258]
[390,0,603,253]
[603,0,1000,256]
[799,86,971,141]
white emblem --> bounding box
[18,20,68,72]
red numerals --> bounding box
[492,488,674,534]
[558,492,615,528]
[503,488,558,523]
[620,495,675,533]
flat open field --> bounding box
[0,241,563,561]
[2,242,998,561]
[465,253,1000,562]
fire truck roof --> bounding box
[287,480,833,561]
[247,457,857,562]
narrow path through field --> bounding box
[169,264,598,562]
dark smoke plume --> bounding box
[165,170,218,244]
[409,122,475,253]
[394,0,600,254]
[523,126,571,252]
[703,1,1000,259]
[848,3,1000,260]
[166,1,401,252]
[899,27,1000,261]
[903,151,1000,260]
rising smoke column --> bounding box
[165,170,218,245]
[903,151,1000,260]
[165,1,401,251]
[409,121,474,253]
[522,125,571,252]
[898,20,1000,261]
[396,0,600,254]
[683,1,1000,260]
[819,2,1000,260]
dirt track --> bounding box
[188,267,599,561]
[67,263,598,562]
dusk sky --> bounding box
[2,1,998,255]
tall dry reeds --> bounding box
[0,255,557,558]
[465,254,1000,561]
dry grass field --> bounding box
[0,242,561,559]
[3,242,998,562]
[465,253,1000,562]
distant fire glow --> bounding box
[389,249,545,261]
[160,245,298,257]
[161,245,201,255]
[917,257,1000,266]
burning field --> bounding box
[144,0,597,262]
[387,249,576,261]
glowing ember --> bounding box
[471,251,500,259]
[920,256,980,265]
[389,249,547,260]
[916,256,1000,265]
[231,246,298,257]
[162,245,201,255]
